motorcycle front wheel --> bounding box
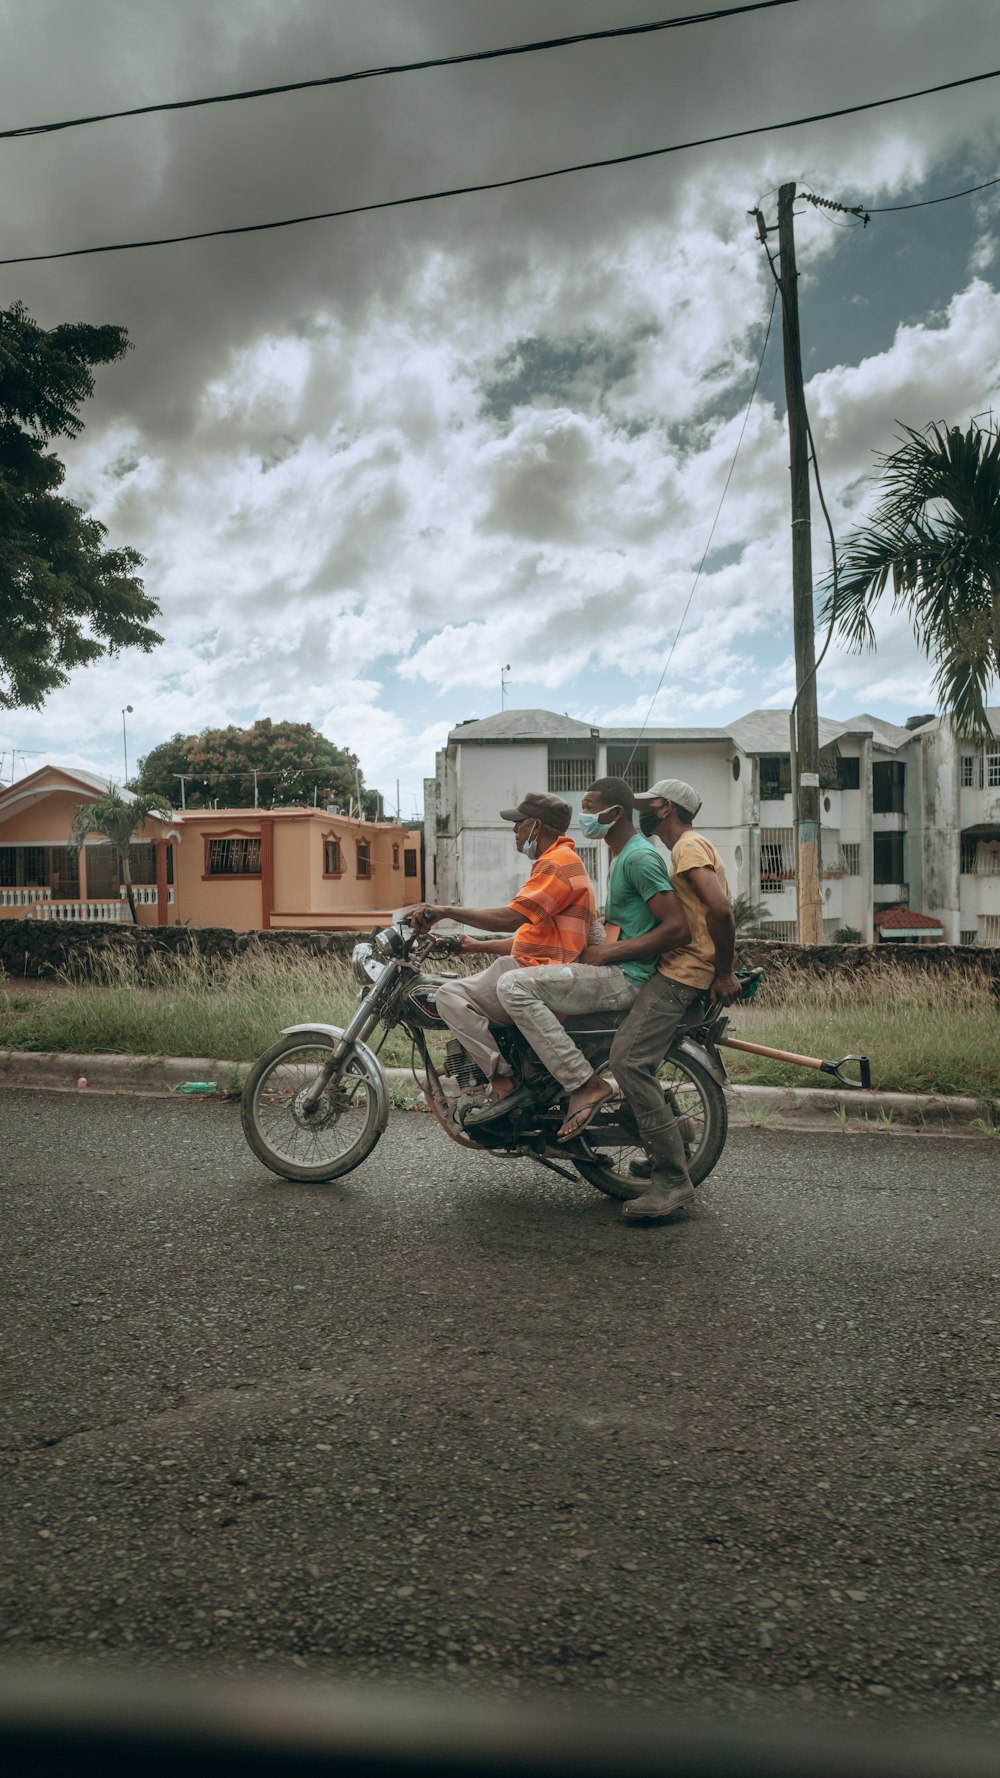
[241,1033,385,1182]
[571,1049,727,1199]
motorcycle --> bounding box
[239,911,750,1197]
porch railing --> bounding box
[32,900,131,923]
[119,885,174,905]
[0,887,53,908]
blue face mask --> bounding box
[521,821,539,861]
[578,807,619,839]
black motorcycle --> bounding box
[240,912,752,1197]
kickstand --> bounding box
[532,1151,585,1185]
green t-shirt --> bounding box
[604,833,673,986]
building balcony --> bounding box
[873,884,909,906]
[871,811,907,832]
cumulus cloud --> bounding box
[2,0,999,809]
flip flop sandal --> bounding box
[556,1092,615,1144]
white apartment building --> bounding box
[423,707,1000,946]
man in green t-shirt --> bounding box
[494,777,690,1141]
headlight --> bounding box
[351,943,384,987]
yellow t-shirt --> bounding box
[657,831,730,990]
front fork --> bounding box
[300,961,400,1112]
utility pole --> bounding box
[501,664,511,709]
[253,768,259,808]
[777,182,822,944]
[176,774,187,811]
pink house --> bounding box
[0,765,423,931]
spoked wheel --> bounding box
[571,1050,727,1199]
[241,1034,384,1182]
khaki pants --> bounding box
[496,962,639,1092]
[434,957,520,1082]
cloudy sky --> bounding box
[2,0,999,814]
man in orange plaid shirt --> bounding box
[412,791,600,1116]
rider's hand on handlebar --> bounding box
[709,970,743,1006]
[410,903,446,934]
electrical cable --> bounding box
[622,285,778,768]
[3,65,999,267]
[0,4,799,142]
[866,171,1000,213]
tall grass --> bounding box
[0,948,996,1098]
[724,959,999,1099]
[0,943,420,1067]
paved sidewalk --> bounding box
[1,1047,996,1134]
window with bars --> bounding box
[323,837,344,875]
[207,837,261,875]
[842,842,861,876]
[0,846,49,887]
[836,756,861,791]
[759,756,792,800]
[128,842,157,885]
[356,840,372,879]
[988,753,1000,788]
[547,755,595,793]
[960,930,978,946]
[765,921,798,941]
[960,838,977,874]
[404,848,418,878]
[606,752,649,793]
[961,756,975,788]
[977,915,1000,945]
[759,828,795,894]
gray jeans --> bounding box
[496,962,639,1092]
[434,956,520,1082]
[609,973,704,1187]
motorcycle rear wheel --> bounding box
[572,1050,727,1199]
[241,1033,384,1182]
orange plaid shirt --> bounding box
[508,836,597,967]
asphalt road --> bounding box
[0,1088,997,1735]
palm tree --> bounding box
[69,785,169,923]
[821,418,1000,738]
[730,891,773,939]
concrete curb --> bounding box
[1,1049,996,1134]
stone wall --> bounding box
[1,919,998,999]
[736,938,1000,999]
[0,920,358,981]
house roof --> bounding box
[874,908,944,931]
[448,709,597,743]
[447,706,917,753]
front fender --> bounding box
[280,1024,390,1134]
[675,1035,728,1088]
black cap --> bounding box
[499,791,572,834]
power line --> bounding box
[866,171,1000,214]
[3,64,998,269]
[624,284,778,766]
[0,4,798,142]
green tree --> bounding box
[135,719,380,813]
[0,301,162,709]
[730,891,773,939]
[821,418,1000,738]
[69,786,169,924]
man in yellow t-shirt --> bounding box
[609,778,740,1223]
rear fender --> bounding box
[279,1024,390,1133]
[674,1036,728,1088]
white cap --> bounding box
[632,777,702,818]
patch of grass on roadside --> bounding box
[1,949,997,1101]
[723,959,999,1100]
[0,945,426,1068]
